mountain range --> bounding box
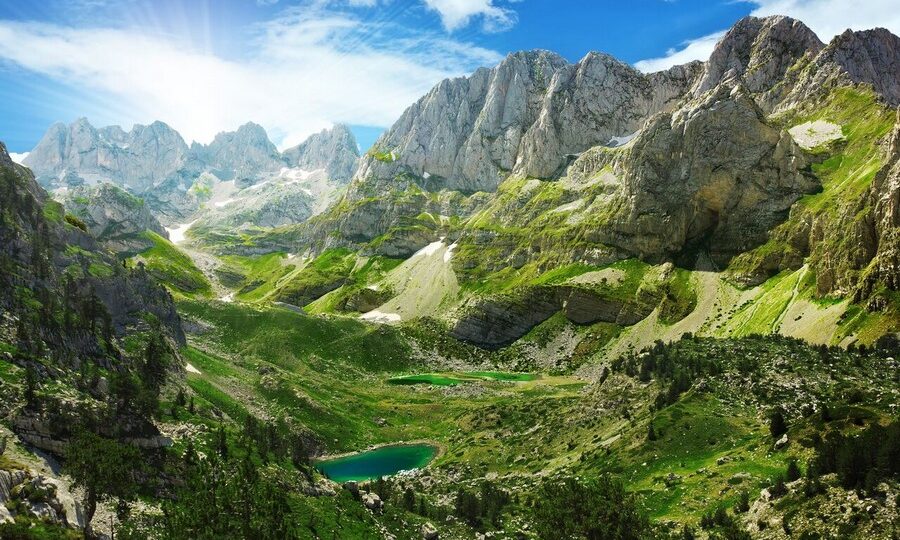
[23,119,361,226]
[1,13,899,540]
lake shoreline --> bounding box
[314,439,446,463]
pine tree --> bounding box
[786,458,801,482]
[216,424,229,461]
[769,407,788,438]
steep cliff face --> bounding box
[785,28,900,109]
[0,141,184,353]
[57,183,168,253]
[197,122,284,180]
[602,81,817,265]
[814,107,900,305]
[354,50,701,194]
[23,119,190,193]
[693,16,823,110]
[282,124,360,182]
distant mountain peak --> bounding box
[282,124,360,183]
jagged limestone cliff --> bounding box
[243,16,899,350]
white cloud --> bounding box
[423,0,517,32]
[634,0,900,74]
[748,0,900,40]
[634,31,725,73]
[0,3,502,149]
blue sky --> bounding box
[0,0,898,155]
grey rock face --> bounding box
[355,50,702,193]
[0,141,184,346]
[600,82,818,265]
[58,183,167,253]
[198,122,284,180]
[787,28,900,108]
[812,107,900,302]
[24,119,359,228]
[282,124,360,182]
[24,118,190,193]
[693,16,823,109]
[450,284,659,349]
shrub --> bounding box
[769,407,788,438]
[64,213,88,232]
[533,476,648,540]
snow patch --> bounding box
[213,198,237,208]
[165,220,198,244]
[185,363,201,375]
[788,120,843,150]
[607,131,638,147]
[245,180,271,191]
[443,242,457,263]
[220,292,235,303]
[8,152,29,164]
[413,240,445,258]
[359,310,402,324]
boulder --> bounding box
[362,492,383,512]
[774,434,789,449]
[422,522,439,539]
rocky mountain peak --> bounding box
[694,15,823,101]
[23,118,190,193]
[354,45,698,194]
[58,182,168,253]
[0,141,14,169]
[819,27,900,105]
[282,124,360,182]
[201,122,283,180]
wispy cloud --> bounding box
[634,30,725,73]
[634,0,900,73]
[0,1,502,149]
[749,0,900,40]
[423,0,517,32]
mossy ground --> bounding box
[166,298,898,538]
[130,231,212,297]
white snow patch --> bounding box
[366,284,380,291]
[423,171,431,179]
[165,220,198,244]
[788,120,843,150]
[607,131,638,147]
[413,240,445,258]
[359,310,402,323]
[245,180,271,191]
[220,292,235,303]
[8,152,29,164]
[185,363,201,375]
[279,167,324,182]
[213,198,237,208]
[443,242,457,263]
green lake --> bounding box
[386,371,537,386]
[314,444,438,483]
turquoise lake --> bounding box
[314,444,438,483]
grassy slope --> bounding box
[130,231,212,298]
[171,299,898,537]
